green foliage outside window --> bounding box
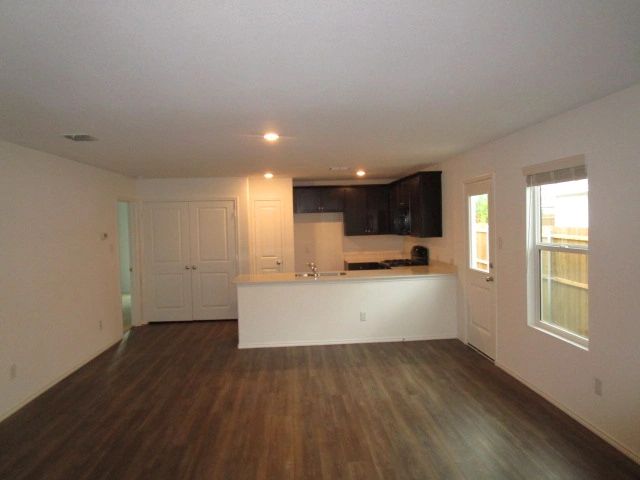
[475,195,488,223]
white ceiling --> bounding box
[1,1,639,180]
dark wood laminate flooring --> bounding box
[0,321,638,480]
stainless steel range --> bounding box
[382,245,429,267]
[345,245,429,271]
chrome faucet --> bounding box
[307,262,319,278]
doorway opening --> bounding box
[117,201,134,331]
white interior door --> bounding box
[465,178,497,359]
[189,201,238,320]
[143,202,192,322]
[253,199,284,273]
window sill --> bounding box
[529,322,589,351]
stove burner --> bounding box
[382,259,416,267]
[382,246,429,268]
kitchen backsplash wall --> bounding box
[294,213,344,271]
[403,235,451,265]
[294,212,408,270]
[342,234,405,263]
[342,233,405,252]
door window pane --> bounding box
[539,179,588,247]
[540,250,589,338]
[469,194,489,272]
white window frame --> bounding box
[526,183,589,349]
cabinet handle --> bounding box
[185,265,191,270]
[192,265,198,270]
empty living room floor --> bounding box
[0,321,638,480]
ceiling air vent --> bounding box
[63,134,97,142]
[329,166,348,171]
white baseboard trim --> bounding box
[0,338,121,423]
[238,333,456,349]
[495,361,640,465]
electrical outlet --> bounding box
[594,378,603,396]
[360,312,366,322]
[10,364,17,380]
[99,320,103,330]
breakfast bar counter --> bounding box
[235,263,458,349]
[234,262,456,285]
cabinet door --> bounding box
[403,172,443,237]
[343,187,368,235]
[294,187,344,213]
[389,182,403,234]
[396,180,411,207]
[344,186,390,235]
[366,186,390,234]
[419,172,443,237]
[319,187,345,212]
[293,187,320,213]
[389,182,399,211]
[407,176,423,236]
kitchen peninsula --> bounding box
[235,263,457,348]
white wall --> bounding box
[294,211,408,271]
[0,140,135,421]
[343,234,405,254]
[419,83,640,461]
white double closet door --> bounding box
[143,201,237,322]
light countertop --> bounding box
[234,262,456,285]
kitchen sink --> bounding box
[295,271,347,278]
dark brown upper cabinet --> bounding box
[293,171,441,237]
[293,186,345,213]
[390,172,442,237]
[343,186,390,236]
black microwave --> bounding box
[393,205,411,235]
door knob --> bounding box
[185,265,191,270]
[192,265,198,270]
[485,276,494,282]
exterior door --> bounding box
[465,178,497,359]
[189,201,238,320]
[253,199,284,272]
[143,202,192,322]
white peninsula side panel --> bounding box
[237,275,457,348]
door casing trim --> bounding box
[462,174,498,360]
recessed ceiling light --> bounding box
[63,134,97,142]
[264,172,274,179]
[356,169,366,177]
[263,132,279,142]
